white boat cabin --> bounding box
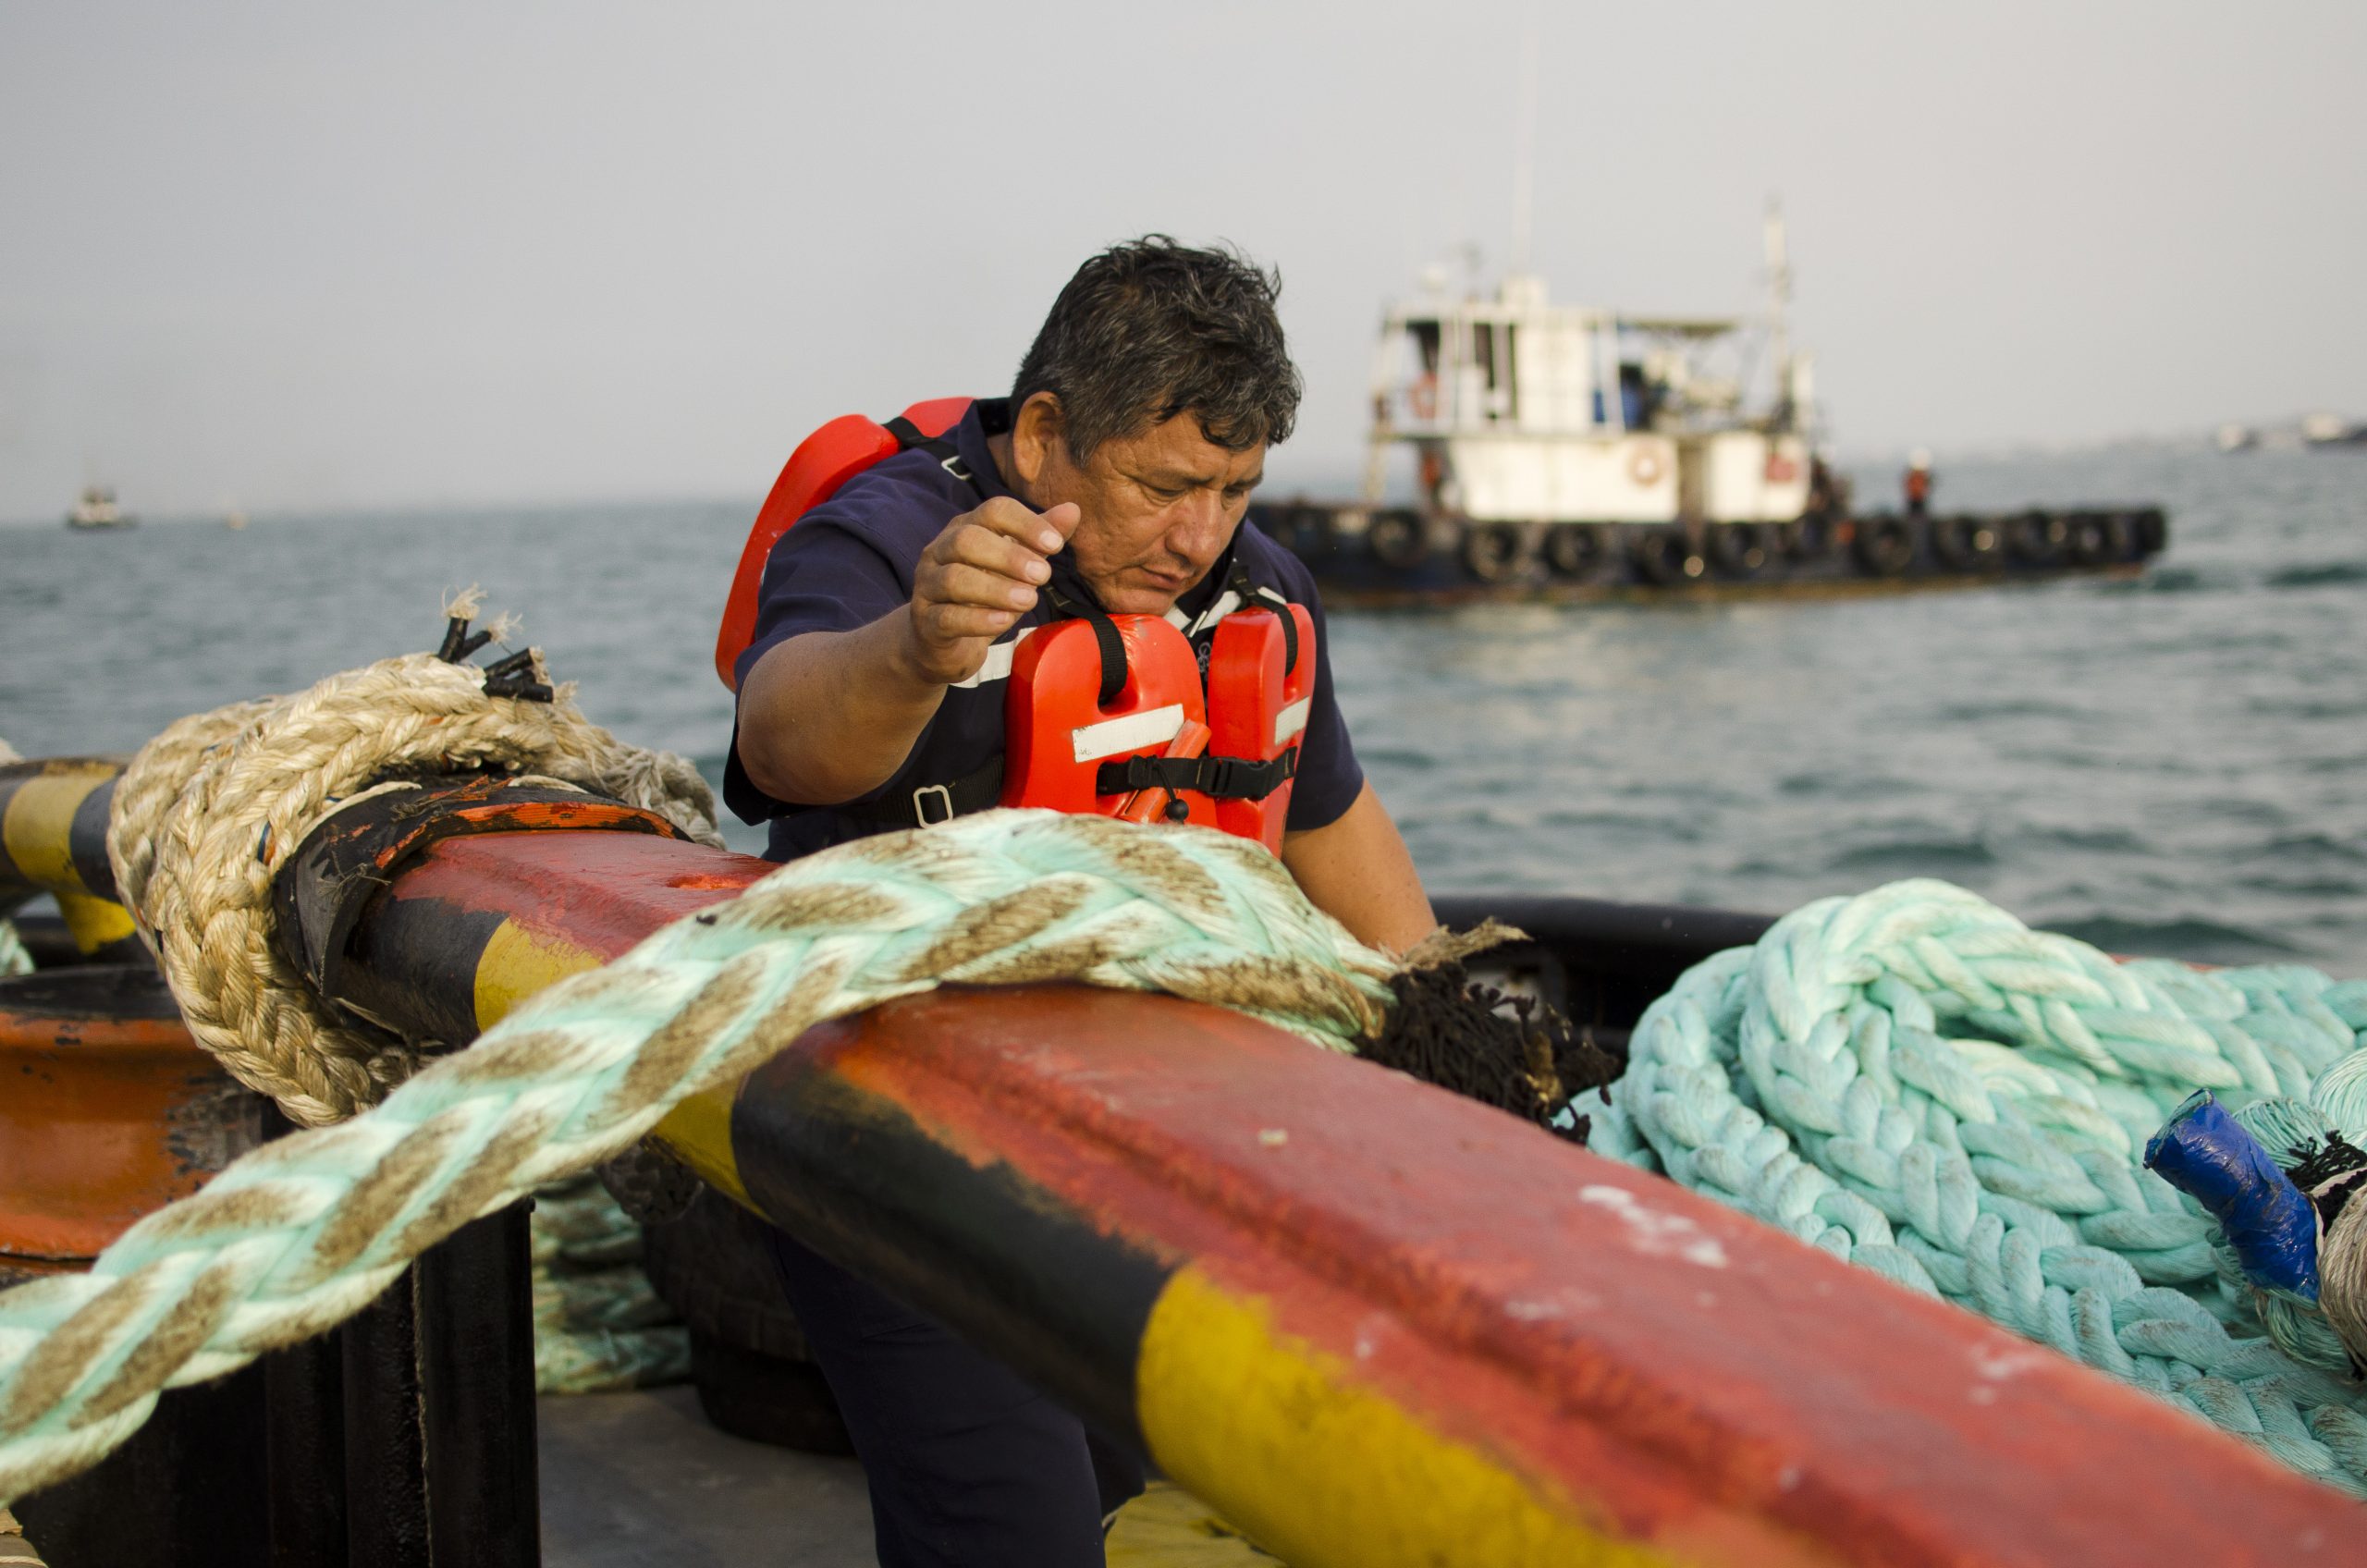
[1364,272,1815,527]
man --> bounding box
[1903,448,1935,516]
[725,237,1432,1566]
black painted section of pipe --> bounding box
[67,778,117,900]
[341,888,509,1047]
[11,1359,270,1567]
[266,1329,350,1568]
[418,1202,543,1568]
[731,1035,1172,1452]
[342,1270,432,1568]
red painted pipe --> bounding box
[326,831,2359,1565]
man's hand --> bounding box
[899,498,1082,685]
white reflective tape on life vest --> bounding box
[1188,590,1242,636]
[1272,696,1312,748]
[1071,704,1186,764]
[951,628,1035,690]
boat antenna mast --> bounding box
[1764,198,1796,428]
[1509,13,1541,280]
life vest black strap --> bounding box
[1226,558,1300,677]
[1094,747,1297,802]
[1047,584,1128,707]
[883,416,975,486]
[840,755,1005,829]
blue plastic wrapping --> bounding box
[2144,1090,2322,1303]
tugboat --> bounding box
[63,485,134,532]
[1257,213,2166,603]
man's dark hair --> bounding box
[1012,236,1300,459]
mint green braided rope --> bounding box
[1577,877,2367,1493]
[0,808,1392,1505]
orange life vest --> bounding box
[718,401,1317,852]
[1000,582,1315,854]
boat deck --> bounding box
[541,1388,871,1566]
[541,1389,1277,1568]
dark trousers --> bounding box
[764,1227,1146,1567]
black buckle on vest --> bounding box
[1094,747,1297,802]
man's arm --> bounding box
[1282,782,1435,954]
[737,497,1080,806]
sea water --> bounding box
[5,445,2362,973]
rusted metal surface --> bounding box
[302,829,2361,1566]
[6,751,2353,1561]
[718,986,2351,1568]
[0,968,264,1270]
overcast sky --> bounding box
[2,1,2359,519]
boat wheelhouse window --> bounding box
[1469,322,1515,421]
[1619,361,1653,429]
[1408,319,1441,374]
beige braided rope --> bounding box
[0,1503,43,1568]
[0,808,1393,1503]
[104,619,720,1126]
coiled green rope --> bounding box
[528,1177,689,1394]
[1577,877,2367,1493]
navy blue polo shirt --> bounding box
[724,398,1364,862]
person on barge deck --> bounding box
[723,236,1434,1567]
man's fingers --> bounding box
[929,562,1037,615]
[944,522,1053,584]
[918,602,1021,645]
[966,496,1073,557]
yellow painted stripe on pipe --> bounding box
[653,1088,752,1208]
[1134,1268,1682,1568]
[1,762,115,897]
[472,917,753,1207]
[54,890,136,954]
[473,918,606,1032]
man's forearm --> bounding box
[736,610,949,805]
[1282,783,1435,954]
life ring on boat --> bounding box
[1630,527,1705,585]
[1459,521,1530,583]
[1931,515,2005,570]
[1705,522,1771,579]
[1544,522,1610,579]
[1408,375,1440,421]
[2009,509,2067,565]
[1852,515,1918,577]
[1366,509,1429,570]
[1627,445,1667,486]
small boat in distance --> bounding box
[65,485,135,531]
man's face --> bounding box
[1031,413,1266,615]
